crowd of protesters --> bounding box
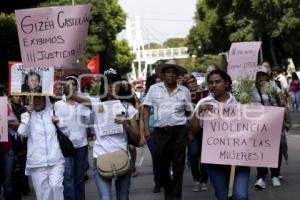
[0,59,298,200]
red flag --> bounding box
[86,54,100,74]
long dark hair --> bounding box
[291,72,299,81]
[99,78,135,105]
[206,69,232,92]
[145,74,157,95]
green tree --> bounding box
[144,43,162,49]
[187,0,300,68]
[163,38,186,48]
[0,13,20,84]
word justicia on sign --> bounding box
[20,11,90,34]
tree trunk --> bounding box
[270,39,279,67]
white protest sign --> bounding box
[9,63,55,96]
[0,97,8,142]
[95,100,124,136]
[227,42,262,80]
[15,4,91,67]
[201,103,284,168]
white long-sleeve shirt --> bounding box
[18,98,70,173]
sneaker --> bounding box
[255,178,266,189]
[278,175,283,180]
[200,183,208,191]
[272,177,281,187]
[192,181,200,192]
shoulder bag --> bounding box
[53,110,75,157]
[96,149,130,180]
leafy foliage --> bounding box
[163,38,186,48]
[188,0,300,68]
[0,13,20,83]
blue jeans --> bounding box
[63,145,88,200]
[290,91,300,108]
[187,131,208,183]
[93,159,131,200]
[0,149,15,200]
[206,164,250,200]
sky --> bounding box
[118,0,198,45]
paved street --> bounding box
[24,110,300,200]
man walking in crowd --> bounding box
[142,60,192,200]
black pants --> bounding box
[257,149,283,179]
[154,125,187,200]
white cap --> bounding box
[256,65,268,74]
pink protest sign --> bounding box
[227,42,262,80]
[201,103,284,168]
[15,4,91,68]
[0,97,8,142]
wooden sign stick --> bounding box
[228,165,236,198]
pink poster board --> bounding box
[0,97,8,142]
[15,4,91,68]
[227,42,262,80]
[201,103,284,168]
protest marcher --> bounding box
[17,96,70,200]
[92,69,140,200]
[272,67,289,103]
[254,66,290,189]
[182,73,209,192]
[289,72,300,110]
[142,60,191,199]
[8,95,30,198]
[190,69,250,200]
[21,71,42,93]
[0,92,15,200]
[140,74,164,193]
[54,75,91,200]
[69,68,140,200]
[123,81,142,178]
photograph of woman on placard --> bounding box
[21,70,42,93]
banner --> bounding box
[201,103,284,168]
[15,4,91,67]
[9,63,55,96]
[227,42,262,80]
[0,97,8,142]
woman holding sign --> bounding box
[92,68,140,200]
[17,96,70,200]
[69,68,140,200]
[190,69,250,200]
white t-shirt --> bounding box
[90,98,138,158]
[54,100,91,148]
[195,93,237,127]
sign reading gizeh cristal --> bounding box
[201,103,284,168]
[15,4,91,68]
